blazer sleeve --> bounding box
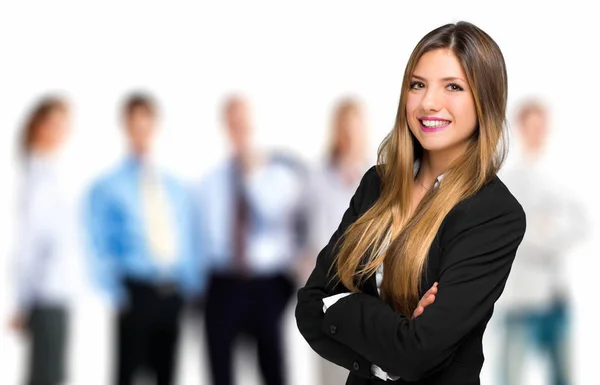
[295,166,379,380]
[319,189,526,381]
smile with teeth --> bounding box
[420,119,451,127]
[419,119,451,132]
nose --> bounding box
[421,87,442,112]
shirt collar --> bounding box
[413,159,444,189]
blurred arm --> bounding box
[13,187,44,313]
[180,185,209,299]
[84,183,126,308]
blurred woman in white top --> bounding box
[497,99,587,385]
[9,96,74,385]
[300,97,371,385]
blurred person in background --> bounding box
[497,99,588,385]
[296,97,371,385]
[193,95,307,385]
[85,93,203,385]
[9,96,73,385]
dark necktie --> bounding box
[232,160,249,276]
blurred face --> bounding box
[35,108,70,153]
[519,110,547,152]
[406,48,478,158]
[225,100,252,154]
[125,107,156,156]
[335,108,365,160]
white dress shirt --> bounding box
[195,155,306,275]
[13,155,76,312]
[498,156,588,312]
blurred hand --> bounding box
[8,314,26,333]
[291,252,316,286]
[412,282,438,320]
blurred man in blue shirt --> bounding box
[85,93,203,385]
[194,95,307,385]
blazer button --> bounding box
[353,361,360,371]
[329,325,337,334]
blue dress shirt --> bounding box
[85,158,204,307]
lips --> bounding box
[419,118,451,132]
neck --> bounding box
[419,142,469,185]
[30,144,57,158]
[335,154,362,169]
[523,147,543,161]
[129,151,153,168]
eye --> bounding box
[410,81,425,90]
[447,83,464,92]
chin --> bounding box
[417,139,452,152]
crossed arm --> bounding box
[295,172,526,381]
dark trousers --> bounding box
[501,300,570,385]
[204,273,294,385]
[26,305,69,385]
[115,279,183,385]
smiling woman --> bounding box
[295,21,525,385]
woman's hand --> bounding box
[411,282,438,319]
[7,313,26,334]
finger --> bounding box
[412,306,423,319]
[427,284,438,295]
[421,289,433,301]
[422,288,437,303]
[418,291,433,304]
[421,294,436,307]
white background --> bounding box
[1,1,598,384]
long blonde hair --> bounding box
[334,21,509,318]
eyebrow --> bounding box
[411,74,466,83]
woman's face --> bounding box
[519,109,548,153]
[36,108,70,153]
[406,48,477,157]
[335,108,365,160]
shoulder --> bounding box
[269,151,308,176]
[162,172,191,198]
[359,165,382,195]
[443,176,526,235]
[356,165,380,187]
[87,165,126,199]
[460,176,524,215]
[198,161,231,187]
[193,161,233,203]
[348,165,381,214]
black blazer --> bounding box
[295,165,526,385]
